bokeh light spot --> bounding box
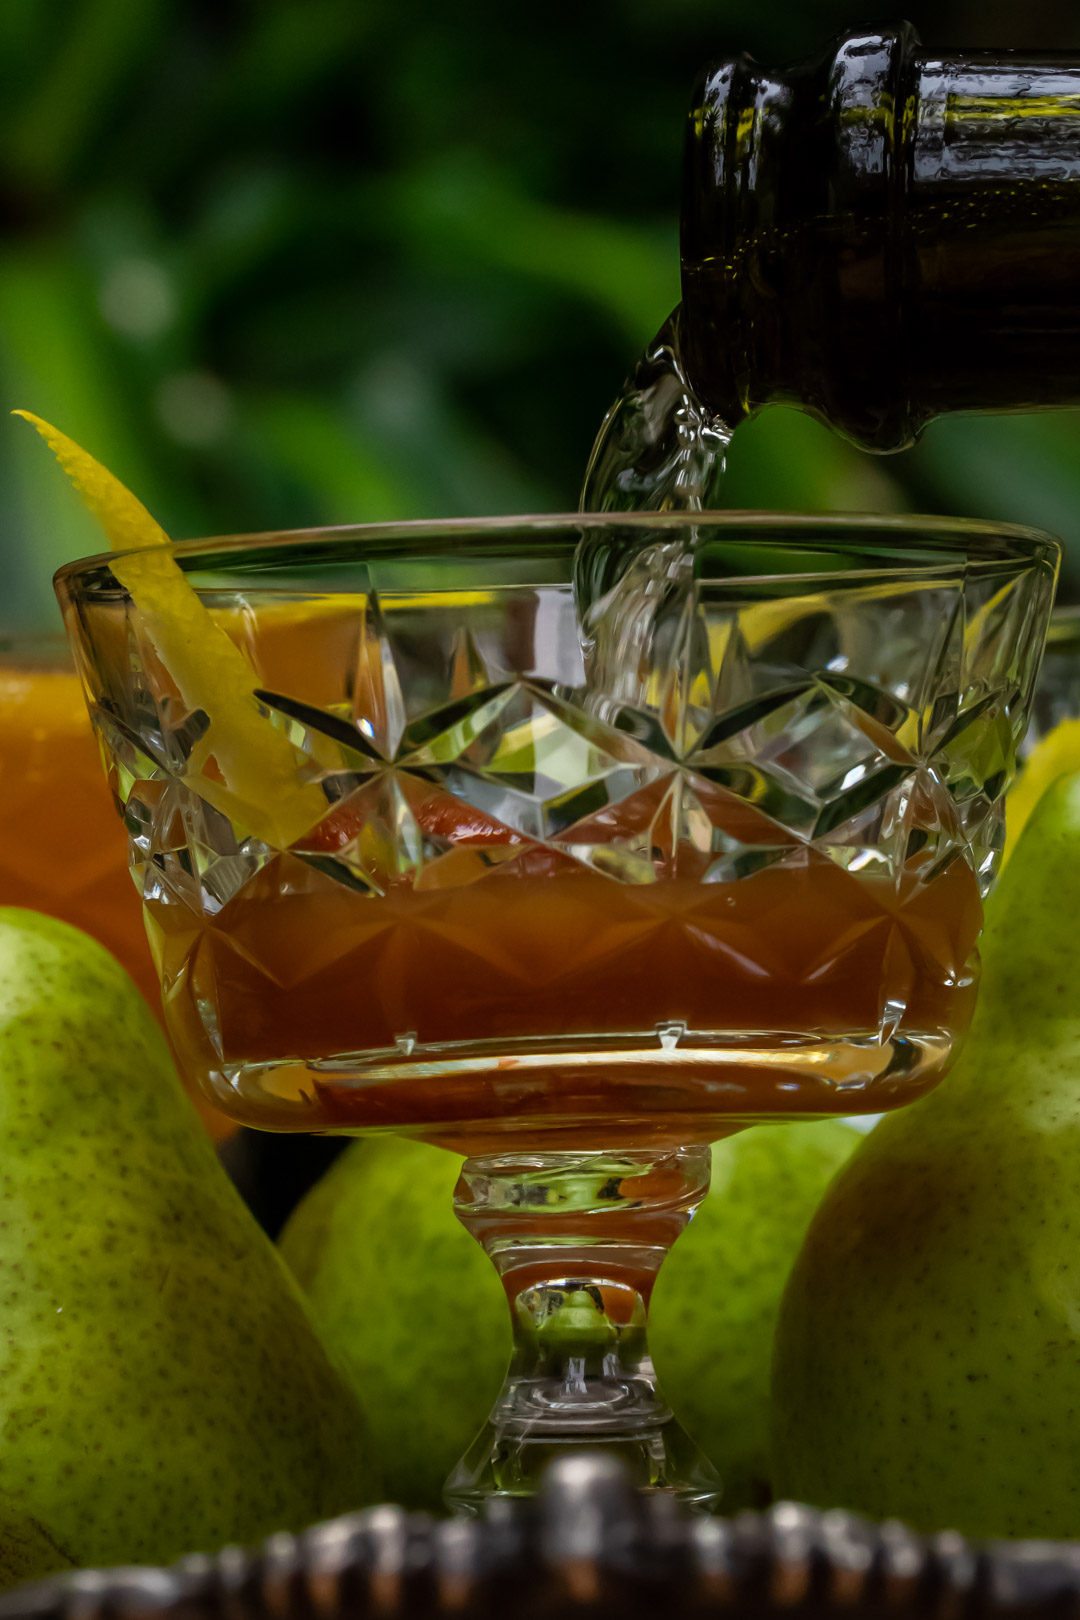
[155,372,234,448]
[98,258,176,340]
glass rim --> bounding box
[53,507,1062,593]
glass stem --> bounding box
[443,1144,719,1512]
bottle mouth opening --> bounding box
[678,27,927,449]
[680,52,774,267]
[680,26,924,269]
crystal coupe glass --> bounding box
[55,512,1058,1511]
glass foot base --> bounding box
[444,1385,719,1512]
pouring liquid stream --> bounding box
[575,308,736,716]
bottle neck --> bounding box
[681,29,1080,451]
[905,55,1080,423]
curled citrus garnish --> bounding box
[16,411,327,848]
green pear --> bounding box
[650,1120,859,1508]
[771,768,1080,1539]
[279,1135,509,1513]
[0,906,380,1586]
[280,1121,858,1511]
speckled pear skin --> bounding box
[650,1120,858,1511]
[280,1135,509,1512]
[771,771,1080,1539]
[0,907,381,1587]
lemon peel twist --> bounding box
[17,411,327,847]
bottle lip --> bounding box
[680,51,767,266]
[680,26,928,450]
[681,25,924,265]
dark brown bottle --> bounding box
[680,26,1080,451]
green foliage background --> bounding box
[3,0,1080,628]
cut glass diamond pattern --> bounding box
[400,682,664,847]
[448,625,494,700]
[82,553,1050,934]
[349,592,407,757]
[400,683,519,767]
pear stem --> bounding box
[444,1145,719,1512]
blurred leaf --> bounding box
[384,154,676,344]
[242,392,426,525]
[5,0,165,190]
[347,353,554,517]
[719,406,907,515]
[182,166,306,313]
[0,0,44,92]
[903,412,1080,587]
[0,249,171,624]
[226,0,375,115]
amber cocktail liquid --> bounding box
[153,843,981,1152]
[57,514,1056,1507]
